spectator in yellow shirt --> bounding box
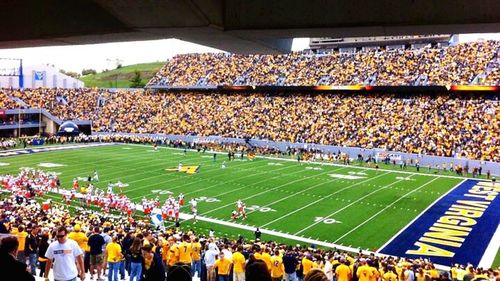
[13,225,28,262]
[68,224,88,252]
[357,259,373,281]
[104,236,123,281]
[191,237,202,277]
[232,245,246,281]
[302,253,316,276]
[271,250,285,281]
[336,258,352,281]
[214,252,233,281]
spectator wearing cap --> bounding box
[0,236,35,281]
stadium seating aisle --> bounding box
[148,41,500,87]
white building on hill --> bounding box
[0,64,84,89]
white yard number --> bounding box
[315,217,338,224]
[151,189,173,195]
[194,196,220,203]
[246,205,276,212]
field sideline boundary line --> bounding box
[478,223,500,268]
[115,143,487,181]
[259,156,477,180]
[332,176,441,243]
[376,179,467,252]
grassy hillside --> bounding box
[80,62,166,88]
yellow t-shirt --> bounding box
[178,241,192,264]
[302,258,314,275]
[68,231,89,251]
[15,231,28,252]
[383,271,398,281]
[106,242,122,263]
[271,256,284,278]
[232,252,246,273]
[168,244,179,266]
[191,242,201,261]
[336,264,352,281]
[357,265,373,281]
[262,252,272,271]
[370,266,380,281]
[214,258,232,275]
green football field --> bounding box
[0,144,498,266]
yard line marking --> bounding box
[182,163,302,196]
[261,172,392,230]
[293,174,417,235]
[193,165,346,203]
[377,179,466,252]
[332,176,441,243]
[128,159,294,200]
[200,166,349,216]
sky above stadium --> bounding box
[0,33,497,73]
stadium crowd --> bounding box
[0,90,19,109]
[3,88,498,162]
[1,181,499,281]
[147,41,500,86]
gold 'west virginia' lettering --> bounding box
[405,181,497,258]
[445,209,483,218]
[437,216,476,226]
[420,237,461,247]
[424,227,468,242]
[406,242,455,257]
[433,222,472,231]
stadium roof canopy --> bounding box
[1,0,499,54]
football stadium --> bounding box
[0,2,499,281]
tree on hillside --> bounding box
[129,70,145,88]
[60,69,81,79]
[81,69,97,76]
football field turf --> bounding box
[0,144,498,267]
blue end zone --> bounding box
[379,179,500,266]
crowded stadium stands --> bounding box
[147,41,500,87]
[1,181,498,281]
[2,89,498,161]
